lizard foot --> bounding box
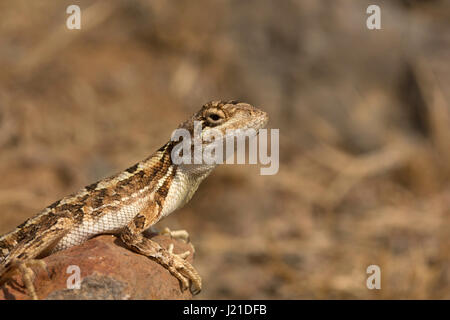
[13,259,47,300]
[160,227,190,243]
[164,243,201,294]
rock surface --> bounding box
[0,235,195,300]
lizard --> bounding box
[0,100,268,299]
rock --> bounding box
[0,235,196,300]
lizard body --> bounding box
[0,100,268,298]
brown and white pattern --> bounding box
[0,100,268,299]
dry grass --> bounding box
[0,0,449,299]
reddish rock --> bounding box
[0,235,196,300]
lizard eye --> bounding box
[205,109,225,126]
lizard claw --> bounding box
[167,243,190,259]
[161,227,190,243]
[165,243,201,294]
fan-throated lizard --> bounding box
[0,100,268,299]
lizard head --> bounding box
[172,100,269,166]
[179,100,268,139]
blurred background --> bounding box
[0,0,449,299]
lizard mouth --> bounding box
[258,110,269,130]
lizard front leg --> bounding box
[120,213,202,294]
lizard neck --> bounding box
[141,141,216,220]
[158,162,216,219]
